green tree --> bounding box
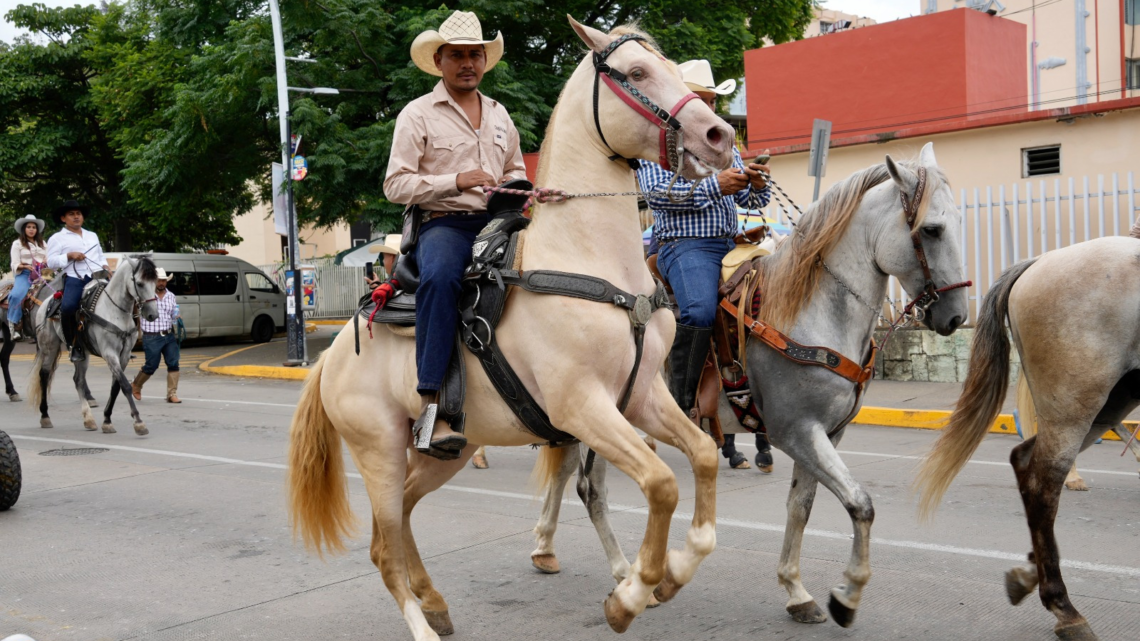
[0,0,813,253]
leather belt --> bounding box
[421,210,479,223]
[143,329,173,336]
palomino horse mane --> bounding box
[759,159,944,332]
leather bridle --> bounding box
[591,33,701,174]
[899,166,941,311]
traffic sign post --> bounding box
[808,118,832,202]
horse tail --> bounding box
[26,344,56,410]
[1014,374,1039,439]
[915,257,1038,520]
[287,351,356,556]
[532,444,569,495]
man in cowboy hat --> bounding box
[637,60,774,470]
[45,200,110,362]
[131,267,182,404]
[365,234,402,286]
[383,10,526,460]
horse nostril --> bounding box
[706,126,723,148]
[949,315,963,331]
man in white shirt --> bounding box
[45,200,110,361]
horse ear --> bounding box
[885,154,915,189]
[568,15,611,53]
[918,142,937,168]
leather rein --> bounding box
[592,34,701,175]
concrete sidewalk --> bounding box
[196,323,1134,439]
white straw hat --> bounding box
[410,11,504,77]
[677,60,736,96]
[367,234,402,256]
[154,267,170,280]
[13,214,45,236]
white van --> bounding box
[105,252,285,342]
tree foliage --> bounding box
[0,0,813,253]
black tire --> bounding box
[0,429,21,511]
[250,315,275,343]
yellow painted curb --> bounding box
[852,406,1126,441]
[309,319,349,326]
[198,343,311,381]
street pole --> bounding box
[269,0,306,365]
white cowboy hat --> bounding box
[678,60,736,96]
[410,11,504,77]
[154,267,170,280]
[367,234,402,256]
[13,214,45,236]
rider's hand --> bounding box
[744,148,771,190]
[364,273,384,291]
[717,167,749,196]
[456,170,496,191]
[17,263,31,273]
[66,251,86,261]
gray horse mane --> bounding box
[760,159,944,332]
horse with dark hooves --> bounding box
[915,236,1140,641]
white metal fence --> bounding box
[257,262,370,319]
[765,171,1139,326]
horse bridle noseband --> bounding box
[591,34,701,178]
[899,166,941,311]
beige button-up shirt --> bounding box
[384,81,527,213]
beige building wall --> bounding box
[761,7,877,46]
[225,200,352,266]
[927,1,1139,108]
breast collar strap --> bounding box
[591,34,701,172]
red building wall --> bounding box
[744,10,1026,150]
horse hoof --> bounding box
[1064,478,1089,491]
[470,453,488,469]
[757,465,774,474]
[1005,568,1037,605]
[40,417,53,429]
[651,566,682,604]
[423,610,454,636]
[1055,620,1098,641]
[101,423,116,434]
[644,592,661,609]
[133,422,149,436]
[786,600,827,624]
[827,593,857,628]
[8,393,20,402]
[531,553,560,574]
[83,419,98,431]
[603,591,636,633]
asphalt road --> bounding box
[1,343,1138,641]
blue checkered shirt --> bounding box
[637,148,771,242]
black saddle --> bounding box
[358,179,670,448]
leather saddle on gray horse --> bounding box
[358,179,671,448]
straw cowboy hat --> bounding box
[154,267,170,281]
[13,214,45,236]
[367,234,402,256]
[51,199,91,225]
[410,11,503,77]
[678,60,736,96]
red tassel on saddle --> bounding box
[366,278,399,338]
[53,290,63,300]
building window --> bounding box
[1023,145,1061,177]
[818,21,833,34]
[1128,58,1140,90]
[1128,0,1139,26]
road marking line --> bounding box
[136,396,298,408]
[11,435,1140,578]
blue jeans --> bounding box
[657,238,735,328]
[141,332,180,374]
[6,271,30,324]
[61,275,91,345]
[412,214,490,394]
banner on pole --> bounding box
[272,162,288,236]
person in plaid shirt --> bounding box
[637,60,772,470]
[131,267,181,404]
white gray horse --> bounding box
[528,143,968,629]
[28,256,159,434]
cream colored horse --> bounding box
[287,18,734,641]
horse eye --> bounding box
[630,68,645,81]
[922,226,943,239]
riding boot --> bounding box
[166,371,181,403]
[62,315,84,362]
[668,324,713,415]
[412,394,466,460]
[132,371,151,400]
